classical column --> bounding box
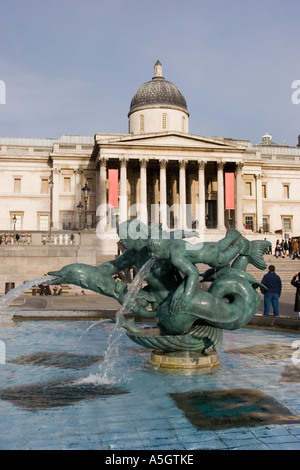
[255,173,263,232]
[97,157,108,231]
[99,157,108,208]
[198,160,206,234]
[235,162,244,231]
[159,159,168,229]
[119,157,128,223]
[52,168,60,230]
[179,159,187,229]
[139,158,148,225]
[217,161,225,230]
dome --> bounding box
[128,61,189,117]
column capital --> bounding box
[139,158,148,168]
[74,167,84,175]
[119,157,128,168]
[236,161,244,172]
[197,160,206,169]
[254,173,262,180]
[99,157,108,168]
[159,158,168,169]
[179,159,188,169]
[217,160,225,170]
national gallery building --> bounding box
[1,61,300,257]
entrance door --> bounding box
[205,200,217,228]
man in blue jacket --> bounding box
[260,265,282,316]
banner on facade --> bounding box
[225,172,235,210]
[108,169,119,207]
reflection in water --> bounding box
[0,379,128,410]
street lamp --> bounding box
[81,182,91,229]
[12,215,17,231]
[48,176,54,237]
[77,201,83,230]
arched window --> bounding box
[182,116,185,132]
[139,114,144,132]
[162,113,167,130]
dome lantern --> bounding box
[128,62,189,134]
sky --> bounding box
[0,0,300,146]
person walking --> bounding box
[291,272,300,318]
[292,238,299,259]
[275,239,281,258]
[260,265,282,316]
[289,237,293,258]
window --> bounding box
[41,178,48,194]
[162,113,167,130]
[39,215,49,230]
[14,178,21,193]
[182,116,185,132]
[283,217,292,231]
[283,184,289,199]
[245,182,252,196]
[64,177,71,192]
[245,216,253,230]
[62,213,72,230]
[139,115,144,132]
[262,184,267,198]
[262,217,269,232]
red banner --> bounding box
[225,172,235,210]
[108,169,119,207]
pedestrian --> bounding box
[292,238,299,259]
[275,239,281,258]
[260,265,282,317]
[289,238,292,258]
[284,239,289,257]
[291,272,300,318]
[280,239,285,258]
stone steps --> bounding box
[196,255,299,292]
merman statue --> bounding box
[48,220,271,355]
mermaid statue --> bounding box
[48,220,271,356]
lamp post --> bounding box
[77,201,83,230]
[48,176,54,238]
[12,215,17,231]
[81,182,91,229]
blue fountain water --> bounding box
[1,268,300,450]
[1,318,300,450]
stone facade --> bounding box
[1,62,300,292]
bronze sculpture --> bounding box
[48,220,270,357]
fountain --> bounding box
[1,222,300,450]
[47,220,271,371]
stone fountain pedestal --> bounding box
[149,349,220,370]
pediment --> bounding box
[99,131,246,150]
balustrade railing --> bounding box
[0,231,79,246]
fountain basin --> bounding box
[149,349,220,370]
[1,317,300,450]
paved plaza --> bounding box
[8,253,300,323]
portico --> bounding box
[93,132,246,237]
